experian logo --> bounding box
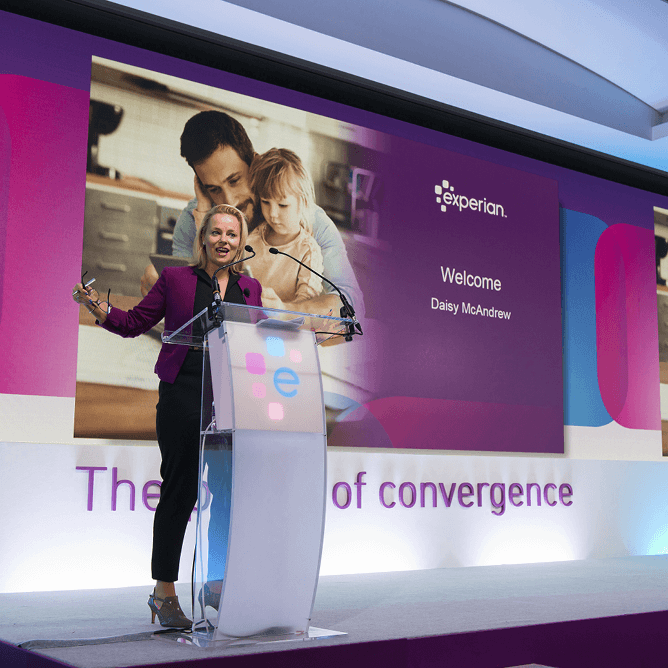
[435,180,507,218]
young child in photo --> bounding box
[246,148,323,308]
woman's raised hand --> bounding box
[72,283,100,306]
[72,283,109,323]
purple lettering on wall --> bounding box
[333,482,352,509]
[142,480,161,511]
[490,482,506,516]
[420,482,437,508]
[509,483,524,506]
[544,483,557,507]
[355,471,366,509]
[78,466,575,518]
[527,483,542,507]
[112,467,136,511]
[439,482,456,507]
[458,483,474,508]
[379,482,396,508]
[476,482,490,507]
[399,482,416,508]
[330,476,572,514]
[76,466,108,511]
[559,483,573,506]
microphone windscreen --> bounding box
[243,288,251,298]
[269,247,279,254]
[245,245,254,252]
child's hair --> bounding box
[248,148,316,234]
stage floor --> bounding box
[2,556,668,668]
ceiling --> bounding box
[111,0,668,172]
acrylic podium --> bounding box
[162,302,351,647]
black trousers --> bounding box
[152,354,202,582]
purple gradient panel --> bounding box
[0,75,88,397]
[595,224,660,430]
[368,137,563,452]
[364,397,563,453]
[361,114,663,232]
[0,11,94,91]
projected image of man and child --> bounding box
[142,110,364,320]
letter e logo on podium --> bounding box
[274,367,300,398]
[242,336,306,423]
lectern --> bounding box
[163,302,351,647]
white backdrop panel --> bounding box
[2,441,668,592]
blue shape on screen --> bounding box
[266,336,285,357]
[561,208,611,426]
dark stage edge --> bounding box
[2,556,668,668]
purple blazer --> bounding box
[101,266,262,383]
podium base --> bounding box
[154,626,347,649]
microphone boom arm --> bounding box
[210,245,256,326]
[268,247,362,339]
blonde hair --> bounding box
[248,148,316,234]
[192,204,249,274]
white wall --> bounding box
[2,440,668,593]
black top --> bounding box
[193,268,245,318]
[183,269,247,370]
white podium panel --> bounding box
[214,429,326,638]
[164,303,351,644]
[208,321,325,434]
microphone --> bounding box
[211,245,256,324]
[268,247,362,339]
[213,244,255,282]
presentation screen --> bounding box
[0,6,664,457]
